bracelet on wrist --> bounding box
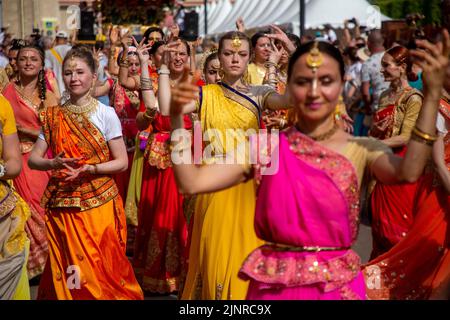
[158,68,171,75]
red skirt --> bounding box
[364,174,449,299]
[132,162,188,294]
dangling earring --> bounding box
[218,68,225,79]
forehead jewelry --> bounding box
[231,33,242,49]
[306,41,323,74]
[68,55,77,70]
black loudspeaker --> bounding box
[183,11,199,41]
[78,11,95,40]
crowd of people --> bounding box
[0,11,448,300]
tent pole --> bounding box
[300,0,305,37]
[204,0,208,35]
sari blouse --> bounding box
[370,88,423,141]
[39,105,119,211]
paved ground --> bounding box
[30,221,373,300]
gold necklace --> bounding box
[298,122,339,141]
[63,97,98,124]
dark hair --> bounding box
[17,45,46,104]
[63,45,96,74]
[251,32,269,49]
[116,49,138,66]
[287,33,301,49]
[219,31,251,54]
[203,51,218,73]
[287,41,345,82]
[384,45,415,81]
[94,40,105,50]
[10,39,26,51]
[143,27,164,44]
[149,41,165,55]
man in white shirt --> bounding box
[45,31,72,97]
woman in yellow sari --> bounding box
[28,46,143,300]
[166,31,290,300]
[0,94,30,300]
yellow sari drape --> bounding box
[181,84,264,300]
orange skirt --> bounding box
[37,196,143,300]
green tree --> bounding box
[369,0,442,25]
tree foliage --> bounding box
[369,0,442,26]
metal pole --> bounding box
[300,0,305,37]
[204,0,208,35]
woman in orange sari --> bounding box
[2,45,58,279]
[369,45,424,258]
[28,46,143,300]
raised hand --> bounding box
[161,41,183,66]
[268,39,283,65]
[265,25,296,55]
[411,29,450,98]
[170,66,200,116]
[169,24,180,41]
[120,28,132,50]
[132,36,152,64]
[236,17,245,32]
[109,26,121,46]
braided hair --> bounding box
[17,44,47,107]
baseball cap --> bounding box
[56,31,68,39]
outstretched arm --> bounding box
[170,67,247,194]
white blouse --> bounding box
[39,102,123,142]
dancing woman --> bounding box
[168,35,449,299]
[28,46,143,300]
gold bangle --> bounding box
[412,126,438,142]
[92,164,98,174]
[411,132,435,146]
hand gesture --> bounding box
[51,151,82,170]
[92,47,101,67]
[132,36,152,64]
[109,25,121,46]
[411,29,450,99]
[268,40,283,65]
[236,17,245,32]
[120,28,132,50]
[169,24,180,40]
[63,164,93,182]
[265,25,296,55]
[170,66,201,116]
[161,41,182,66]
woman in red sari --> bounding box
[369,45,424,258]
[363,87,450,300]
[2,45,58,279]
[131,38,191,294]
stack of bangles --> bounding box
[141,77,153,91]
[143,107,157,121]
[411,125,438,146]
[264,61,278,69]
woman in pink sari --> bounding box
[2,45,58,279]
[167,35,450,299]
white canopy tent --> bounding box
[189,0,391,36]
